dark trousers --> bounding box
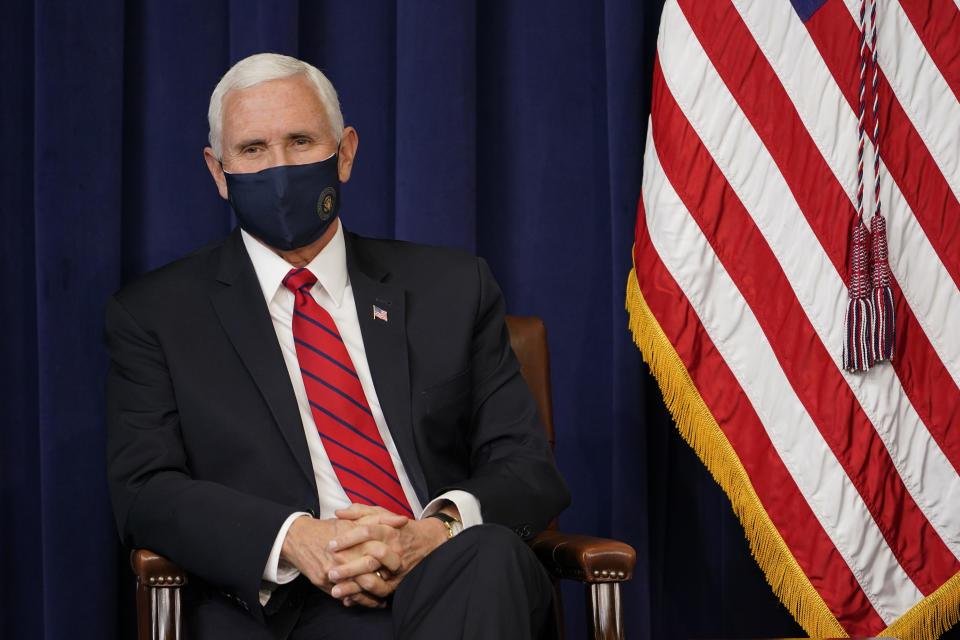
[185,524,559,639]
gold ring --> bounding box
[375,570,384,580]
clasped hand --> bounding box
[280,504,450,609]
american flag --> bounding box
[373,305,388,322]
[627,0,960,637]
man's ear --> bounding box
[337,126,359,183]
[203,147,229,200]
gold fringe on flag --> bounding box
[882,569,960,640]
[625,266,845,638]
[627,264,960,640]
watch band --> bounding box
[426,512,462,539]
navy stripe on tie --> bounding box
[330,461,413,516]
[283,268,306,287]
[343,486,375,506]
[311,403,387,451]
[298,287,321,307]
[317,431,400,486]
[294,338,358,378]
[301,369,372,415]
[294,310,342,342]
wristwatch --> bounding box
[427,512,463,539]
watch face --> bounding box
[451,521,464,535]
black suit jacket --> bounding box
[104,228,569,618]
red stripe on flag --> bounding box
[804,0,960,476]
[633,194,886,635]
[898,0,960,103]
[805,0,960,286]
[652,34,960,593]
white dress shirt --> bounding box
[240,222,481,603]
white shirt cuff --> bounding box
[420,489,482,528]
[262,511,311,583]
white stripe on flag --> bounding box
[728,0,960,557]
[642,112,923,622]
[735,0,960,389]
[731,0,858,200]
[841,0,960,202]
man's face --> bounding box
[204,73,357,200]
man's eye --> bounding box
[242,147,260,154]
[294,138,311,146]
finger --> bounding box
[335,505,409,530]
[354,571,395,598]
[334,541,402,575]
[328,552,381,582]
[329,579,364,599]
[330,521,401,551]
[303,571,333,592]
[329,524,378,551]
[335,504,380,520]
[348,511,409,530]
[290,550,338,591]
[353,513,390,526]
[367,543,402,574]
[343,592,385,609]
[377,512,409,528]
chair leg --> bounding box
[131,549,187,640]
[584,582,624,640]
[156,586,182,640]
[136,582,183,640]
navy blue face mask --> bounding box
[223,152,341,251]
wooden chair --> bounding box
[130,315,636,639]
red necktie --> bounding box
[284,268,413,517]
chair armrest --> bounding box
[130,549,188,587]
[529,530,636,583]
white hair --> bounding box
[207,53,344,158]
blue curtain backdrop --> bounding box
[2,1,812,638]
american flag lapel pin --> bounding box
[373,305,388,323]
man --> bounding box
[104,53,569,638]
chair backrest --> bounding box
[505,315,555,449]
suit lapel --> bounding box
[210,231,316,487]
[345,233,428,503]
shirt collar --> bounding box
[241,220,349,308]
